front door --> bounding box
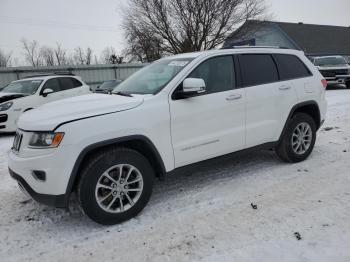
[169,55,246,168]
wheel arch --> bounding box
[279,100,321,143]
[64,135,166,205]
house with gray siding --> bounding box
[224,20,350,61]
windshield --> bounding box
[100,80,121,89]
[112,58,193,95]
[314,57,347,66]
[2,79,43,95]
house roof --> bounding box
[227,20,350,56]
[274,21,350,55]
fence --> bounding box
[0,63,145,88]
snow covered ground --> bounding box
[1,89,350,262]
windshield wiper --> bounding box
[113,91,133,97]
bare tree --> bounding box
[85,47,93,65]
[73,47,93,65]
[0,49,12,67]
[101,47,125,64]
[73,47,85,65]
[40,46,55,66]
[21,38,42,66]
[123,0,267,60]
[123,20,163,62]
[54,43,67,66]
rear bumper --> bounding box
[9,168,67,207]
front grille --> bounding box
[0,114,8,123]
[334,69,349,75]
[320,70,335,77]
[320,69,348,77]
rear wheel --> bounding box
[346,81,350,89]
[276,113,316,163]
[77,147,154,225]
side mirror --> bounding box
[173,78,206,99]
[183,78,206,94]
[42,88,54,97]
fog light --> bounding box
[32,170,46,181]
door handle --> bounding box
[279,85,291,90]
[226,94,242,101]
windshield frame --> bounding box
[112,57,195,95]
[2,79,43,95]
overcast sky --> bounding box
[1,0,349,65]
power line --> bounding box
[0,16,120,32]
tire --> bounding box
[77,147,155,225]
[276,113,317,163]
[346,81,350,89]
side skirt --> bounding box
[167,142,277,176]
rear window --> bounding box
[239,54,279,86]
[274,54,311,80]
[71,78,83,87]
[59,77,82,90]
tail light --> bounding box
[321,79,327,89]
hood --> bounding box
[18,94,144,131]
[0,92,28,103]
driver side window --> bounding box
[42,78,61,93]
[188,56,236,94]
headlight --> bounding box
[0,101,13,111]
[28,132,65,148]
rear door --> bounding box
[58,77,87,98]
[38,78,65,105]
[274,54,314,101]
[239,53,298,147]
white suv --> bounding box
[0,74,90,132]
[8,48,327,225]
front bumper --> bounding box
[9,168,67,207]
[8,137,78,207]
[325,75,350,85]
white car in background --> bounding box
[0,74,90,132]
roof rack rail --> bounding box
[53,71,75,76]
[22,71,75,79]
[222,45,291,50]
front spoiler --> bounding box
[9,168,67,208]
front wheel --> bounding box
[276,113,317,163]
[77,147,155,225]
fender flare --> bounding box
[63,135,166,206]
[278,100,320,143]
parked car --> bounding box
[94,79,122,94]
[9,48,327,225]
[0,73,90,132]
[312,56,350,88]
